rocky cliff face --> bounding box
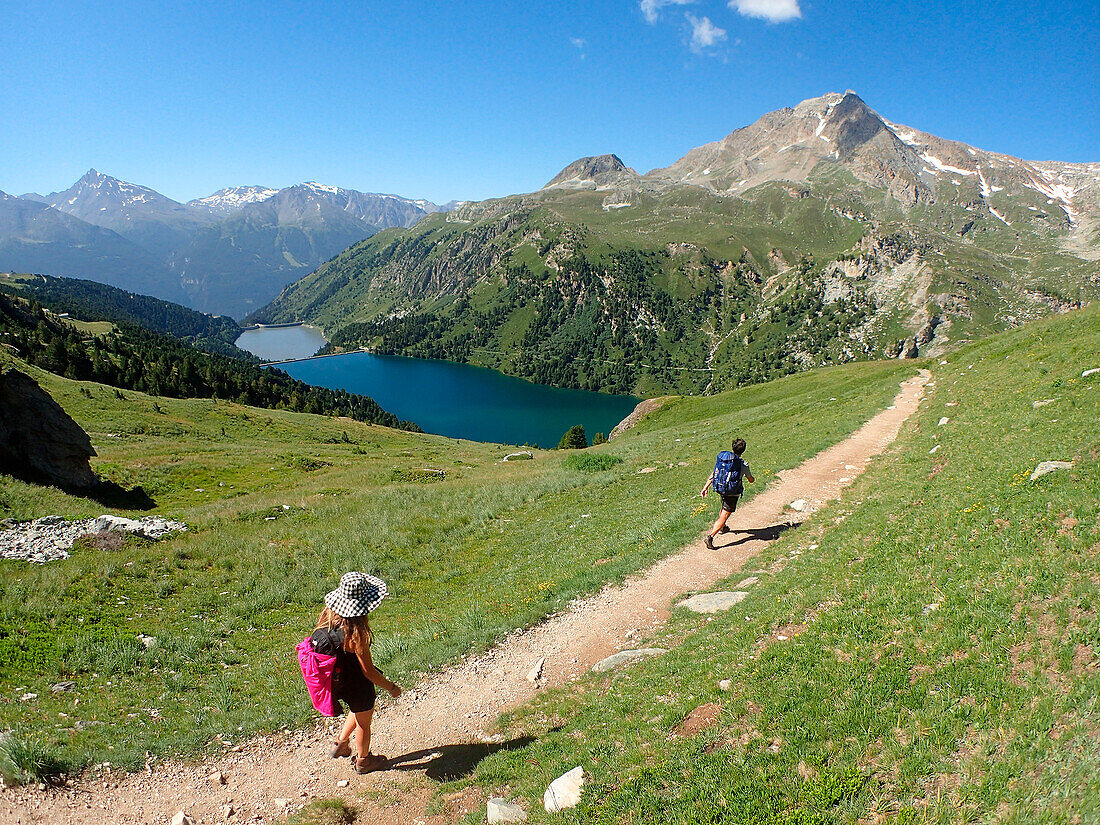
[0,367,97,490]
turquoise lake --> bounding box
[236,326,639,448]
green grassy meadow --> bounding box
[444,306,1100,823]
[0,351,910,779]
[3,304,1098,822]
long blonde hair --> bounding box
[316,607,374,655]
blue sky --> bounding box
[2,0,1096,204]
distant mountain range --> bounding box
[1,171,455,318]
[258,91,1099,396]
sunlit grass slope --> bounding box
[0,353,912,776]
[454,306,1100,823]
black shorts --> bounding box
[333,661,377,714]
[719,493,739,513]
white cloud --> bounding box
[570,37,587,49]
[730,0,802,22]
[640,0,694,25]
[686,13,728,52]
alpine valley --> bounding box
[2,174,455,318]
[256,92,1100,397]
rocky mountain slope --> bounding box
[3,174,448,318]
[257,92,1099,396]
[0,192,185,302]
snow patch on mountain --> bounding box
[190,186,279,214]
[921,154,977,177]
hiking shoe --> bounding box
[704,535,716,550]
[718,525,731,534]
[329,739,352,759]
[354,753,387,774]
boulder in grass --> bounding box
[679,591,750,613]
[0,367,96,490]
[502,451,533,461]
[543,766,584,812]
[592,648,667,673]
[1082,368,1100,378]
[487,797,527,823]
[1030,461,1073,482]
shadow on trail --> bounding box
[386,734,541,781]
[714,521,798,549]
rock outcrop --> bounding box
[0,367,97,490]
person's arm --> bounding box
[700,471,713,497]
[356,647,402,698]
[744,461,754,484]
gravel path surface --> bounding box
[2,370,930,825]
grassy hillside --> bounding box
[441,305,1100,822]
[0,351,911,778]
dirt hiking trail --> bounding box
[5,370,931,825]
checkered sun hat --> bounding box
[324,572,388,618]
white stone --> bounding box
[678,592,749,614]
[1032,399,1056,408]
[94,515,141,533]
[637,467,657,474]
[487,797,528,823]
[1030,461,1073,482]
[170,812,193,825]
[220,804,234,820]
[543,766,584,812]
[207,770,226,785]
[789,499,808,512]
[929,445,941,454]
[718,679,732,691]
[337,779,350,788]
[526,657,545,683]
[922,602,940,615]
[592,648,666,673]
[502,451,533,461]
[274,798,289,808]
[937,417,950,426]
[137,634,157,649]
[1082,368,1100,378]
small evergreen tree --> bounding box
[558,424,587,450]
[591,431,607,445]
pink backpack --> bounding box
[296,637,338,717]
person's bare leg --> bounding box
[328,712,356,758]
[339,712,357,746]
[353,708,374,758]
[709,508,732,537]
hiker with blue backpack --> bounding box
[297,572,402,775]
[700,437,754,550]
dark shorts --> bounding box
[334,661,377,714]
[719,493,740,513]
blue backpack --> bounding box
[712,451,743,495]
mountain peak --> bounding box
[188,185,279,216]
[79,168,108,183]
[544,154,638,190]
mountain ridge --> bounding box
[0,172,454,318]
[257,91,1098,396]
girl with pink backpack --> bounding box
[297,572,402,774]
